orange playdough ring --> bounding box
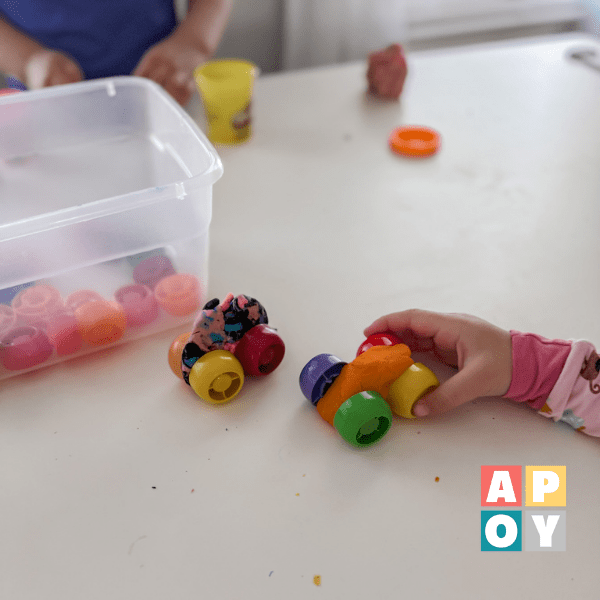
[389,126,440,157]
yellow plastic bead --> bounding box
[188,349,244,404]
[387,363,439,419]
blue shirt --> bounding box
[1,0,177,79]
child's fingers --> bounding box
[49,63,82,86]
[26,52,81,88]
[163,71,195,105]
[166,84,192,106]
[132,53,155,77]
[364,309,461,352]
[62,59,82,81]
[134,53,172,86]
[413,357,490,416]
[148,62,173,87]
[364,309,442,338]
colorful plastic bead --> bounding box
[387,363,440,418]
[333,391,393,447]
[389,126,441,158]
[0,282,34,305]
[168,331,191,379]
[233,324,285,376]
[299,353,347,405]
[0,326,53,370]
[11,284,64,328]
[45,312,83,356]
[356,332,402,357]
[74,300,127,346]
[188,349,244,403]
[115,284,159,327]
[133,255,176,289]
[154,274,201,317]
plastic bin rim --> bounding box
[0,77,223,241]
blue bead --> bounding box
[299,354,347,405]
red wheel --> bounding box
[234,324,285,376]
[356,332,402,357]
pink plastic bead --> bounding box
[11,284,64,328]
[115,284,159,327]
[0,326,53,370]
[46,312,83,356]
[133,256,176,289]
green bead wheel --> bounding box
[333,390,393,447]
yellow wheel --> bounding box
[188,349,244,404]
[387,363,439,418]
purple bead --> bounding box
[115,284,159,327]
[299,353,347,405]
[133,256,176,289]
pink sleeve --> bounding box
[504,331,600,437]
[503,331,571,410]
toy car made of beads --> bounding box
[168,293,285,403]
[299,333,439,447]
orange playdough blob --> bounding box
[316,344,414,425]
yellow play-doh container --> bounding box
[194,59,257,145]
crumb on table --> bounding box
[435,477,440,482]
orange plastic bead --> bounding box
[389,126,440,157]
[168,331,191,378]
[74,300,127,346]
[154,274,201,317]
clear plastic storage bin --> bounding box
[0,77,223,379]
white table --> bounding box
[2,33,600,599]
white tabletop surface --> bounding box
[2,33,600,599]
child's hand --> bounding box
[364,309,513,416]
[133,29,207,106]
[25,50,83,89]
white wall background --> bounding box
[214,0,283,72]
[211,0,594,72]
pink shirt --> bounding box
[504,331,600,436]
